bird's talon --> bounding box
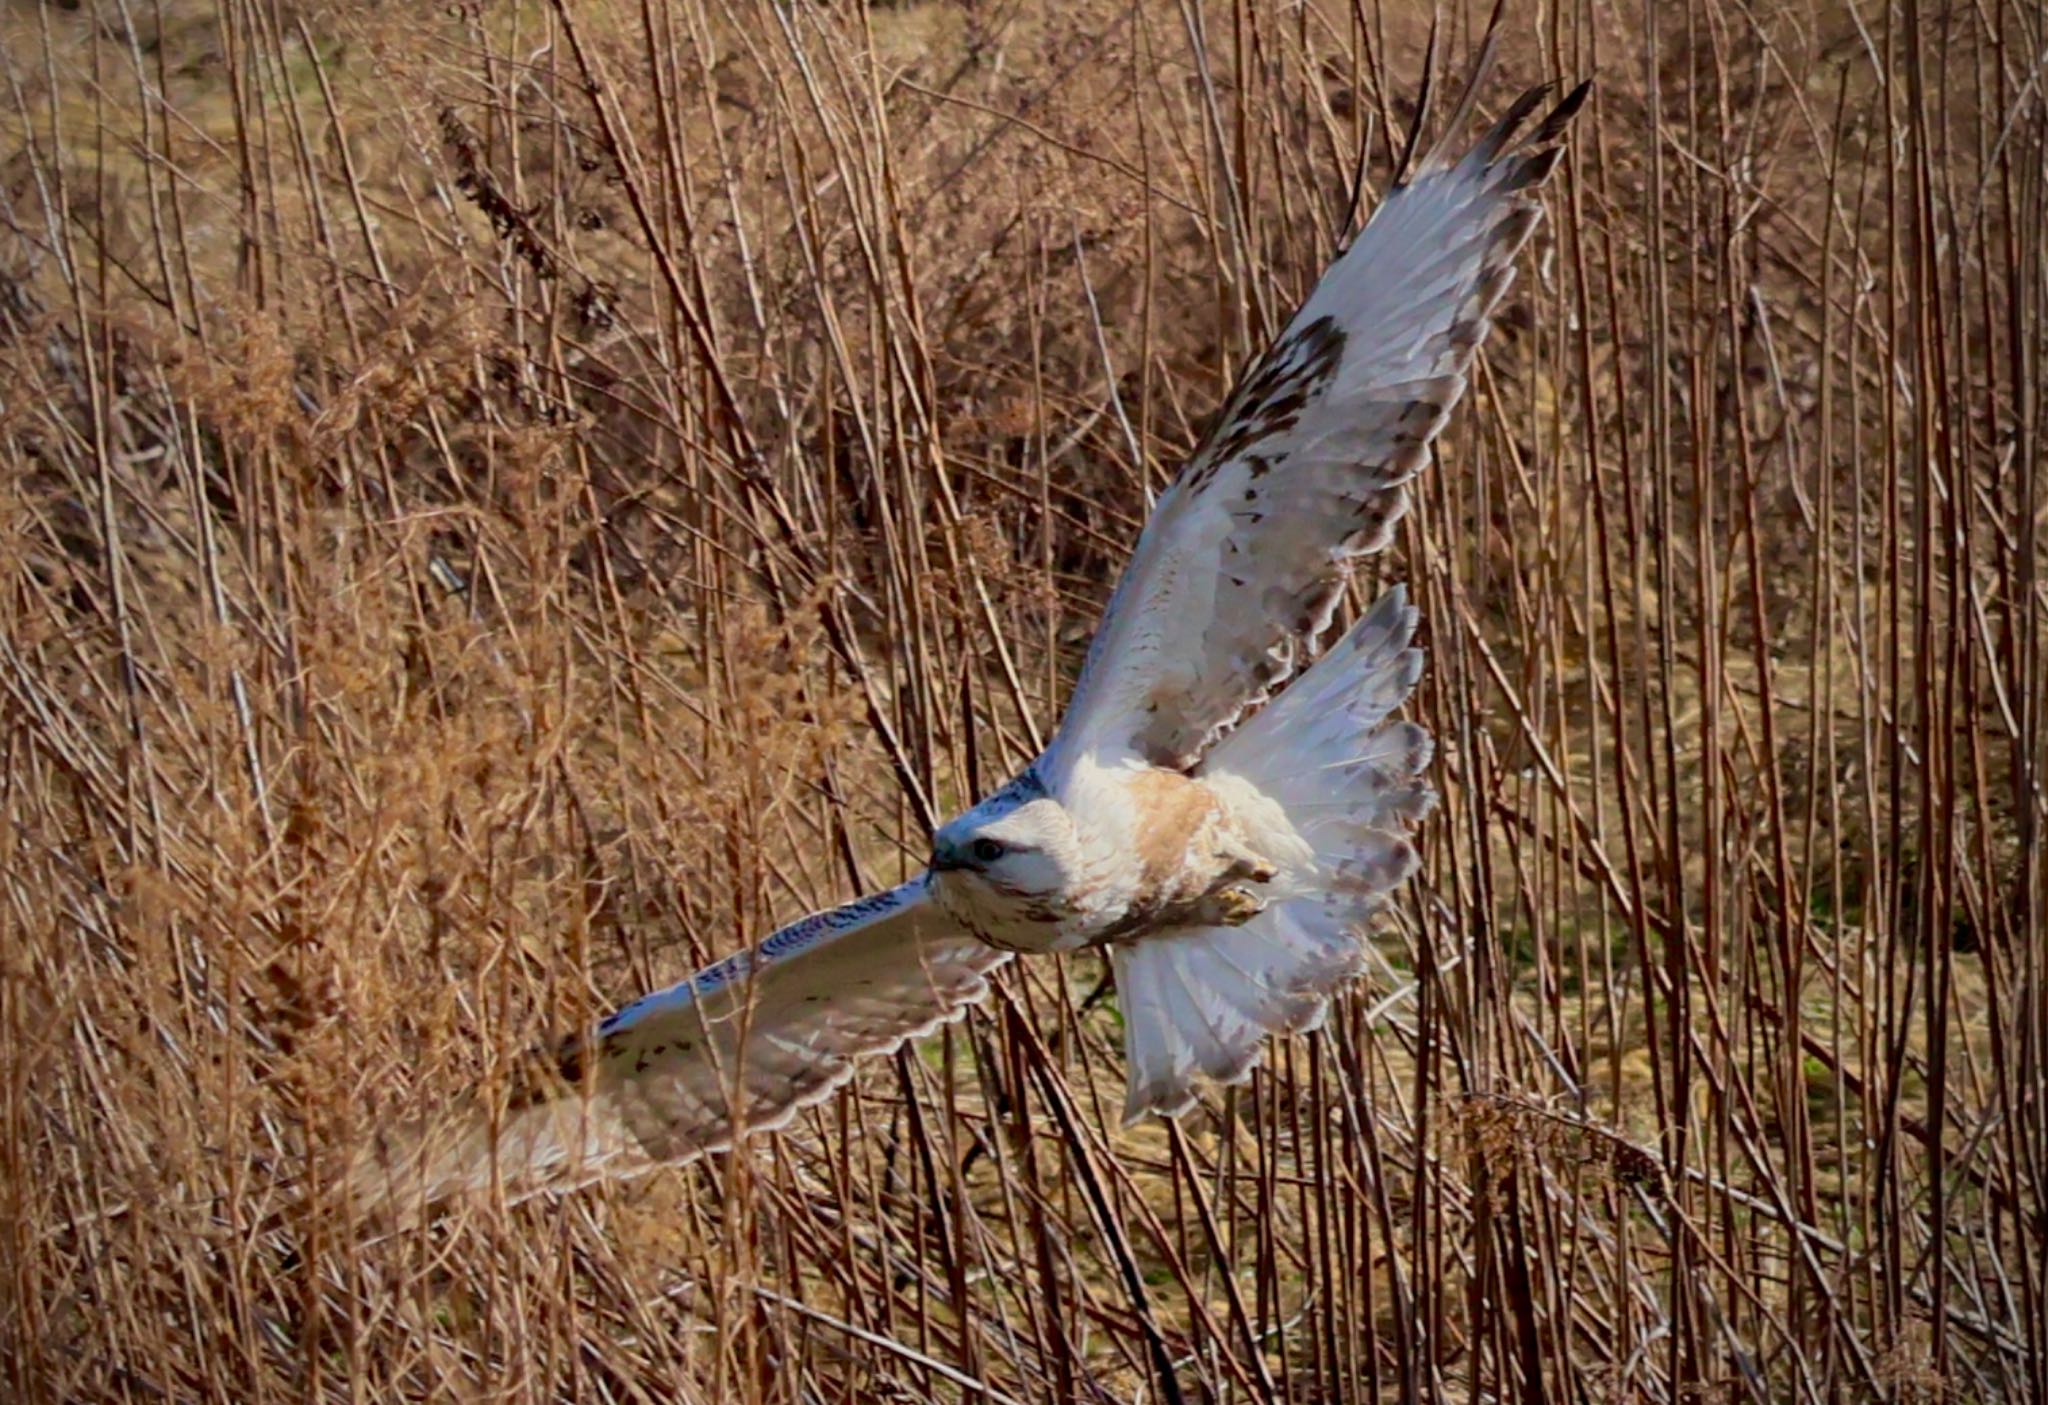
[1215,885,1267,926]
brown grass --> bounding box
[3,0,2044,1399]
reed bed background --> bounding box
[2,0,2043,1399]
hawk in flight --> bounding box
[360,70,1586,1208]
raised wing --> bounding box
[353,880,1006,1210]
[1045,80,1587,778]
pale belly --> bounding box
[933,768,1314,955]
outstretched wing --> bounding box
[1046,80,1587,778]
[353,880,1006,1210]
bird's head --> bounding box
[926,777,1084,944]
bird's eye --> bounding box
[972,838,1006,864]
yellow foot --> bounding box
[1210,884,1268,927]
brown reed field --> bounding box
[2,0,2043,1399]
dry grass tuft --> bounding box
[3,0,2045,1400]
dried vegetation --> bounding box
[2,0,2044,1399]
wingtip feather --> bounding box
[1410,58,1588,190]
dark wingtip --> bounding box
[1475,84,1555,163]
[1407,36,1591,188]
[1527,79,1593,149]
[1478,77,1591,174]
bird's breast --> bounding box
[931,871,1085,954]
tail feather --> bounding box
[1116,588,1434,1122]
